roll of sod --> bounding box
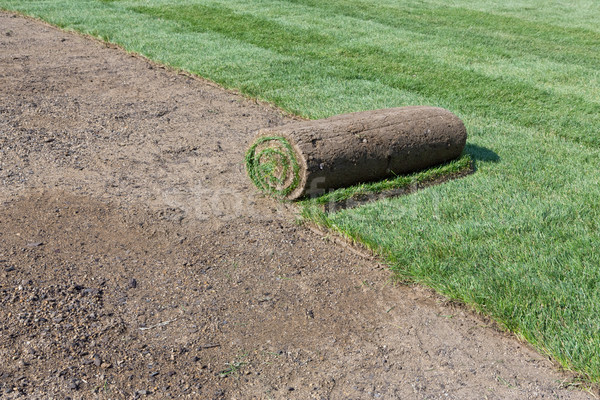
[246,106,467,200]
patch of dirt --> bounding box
[0,12,595,399]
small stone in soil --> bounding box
[82,288,99,296]
[5,266,15,272]
[68,380,80,390]
[128,278,137,289]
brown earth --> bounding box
[0,12,596,400]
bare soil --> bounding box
[0,12,595,399]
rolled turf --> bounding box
[246,106,467,200]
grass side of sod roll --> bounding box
[245,135,301,198]
[1,0,599,383]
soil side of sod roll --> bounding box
[246,106,467,200]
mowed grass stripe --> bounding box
[203,0,600,105]
[425,0,600,33]
[279,0,600,104]
[284,0,600,69]
[132,3,600,147]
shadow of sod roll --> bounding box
[245,106,467,200]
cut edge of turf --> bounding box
[297,154,474,270]
[299,154,473,216]
[297,154,598,389]
[300,217,599,391]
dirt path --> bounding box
[0,12,594,399]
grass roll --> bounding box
[246,106,467,200]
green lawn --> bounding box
[2,0,599,383]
